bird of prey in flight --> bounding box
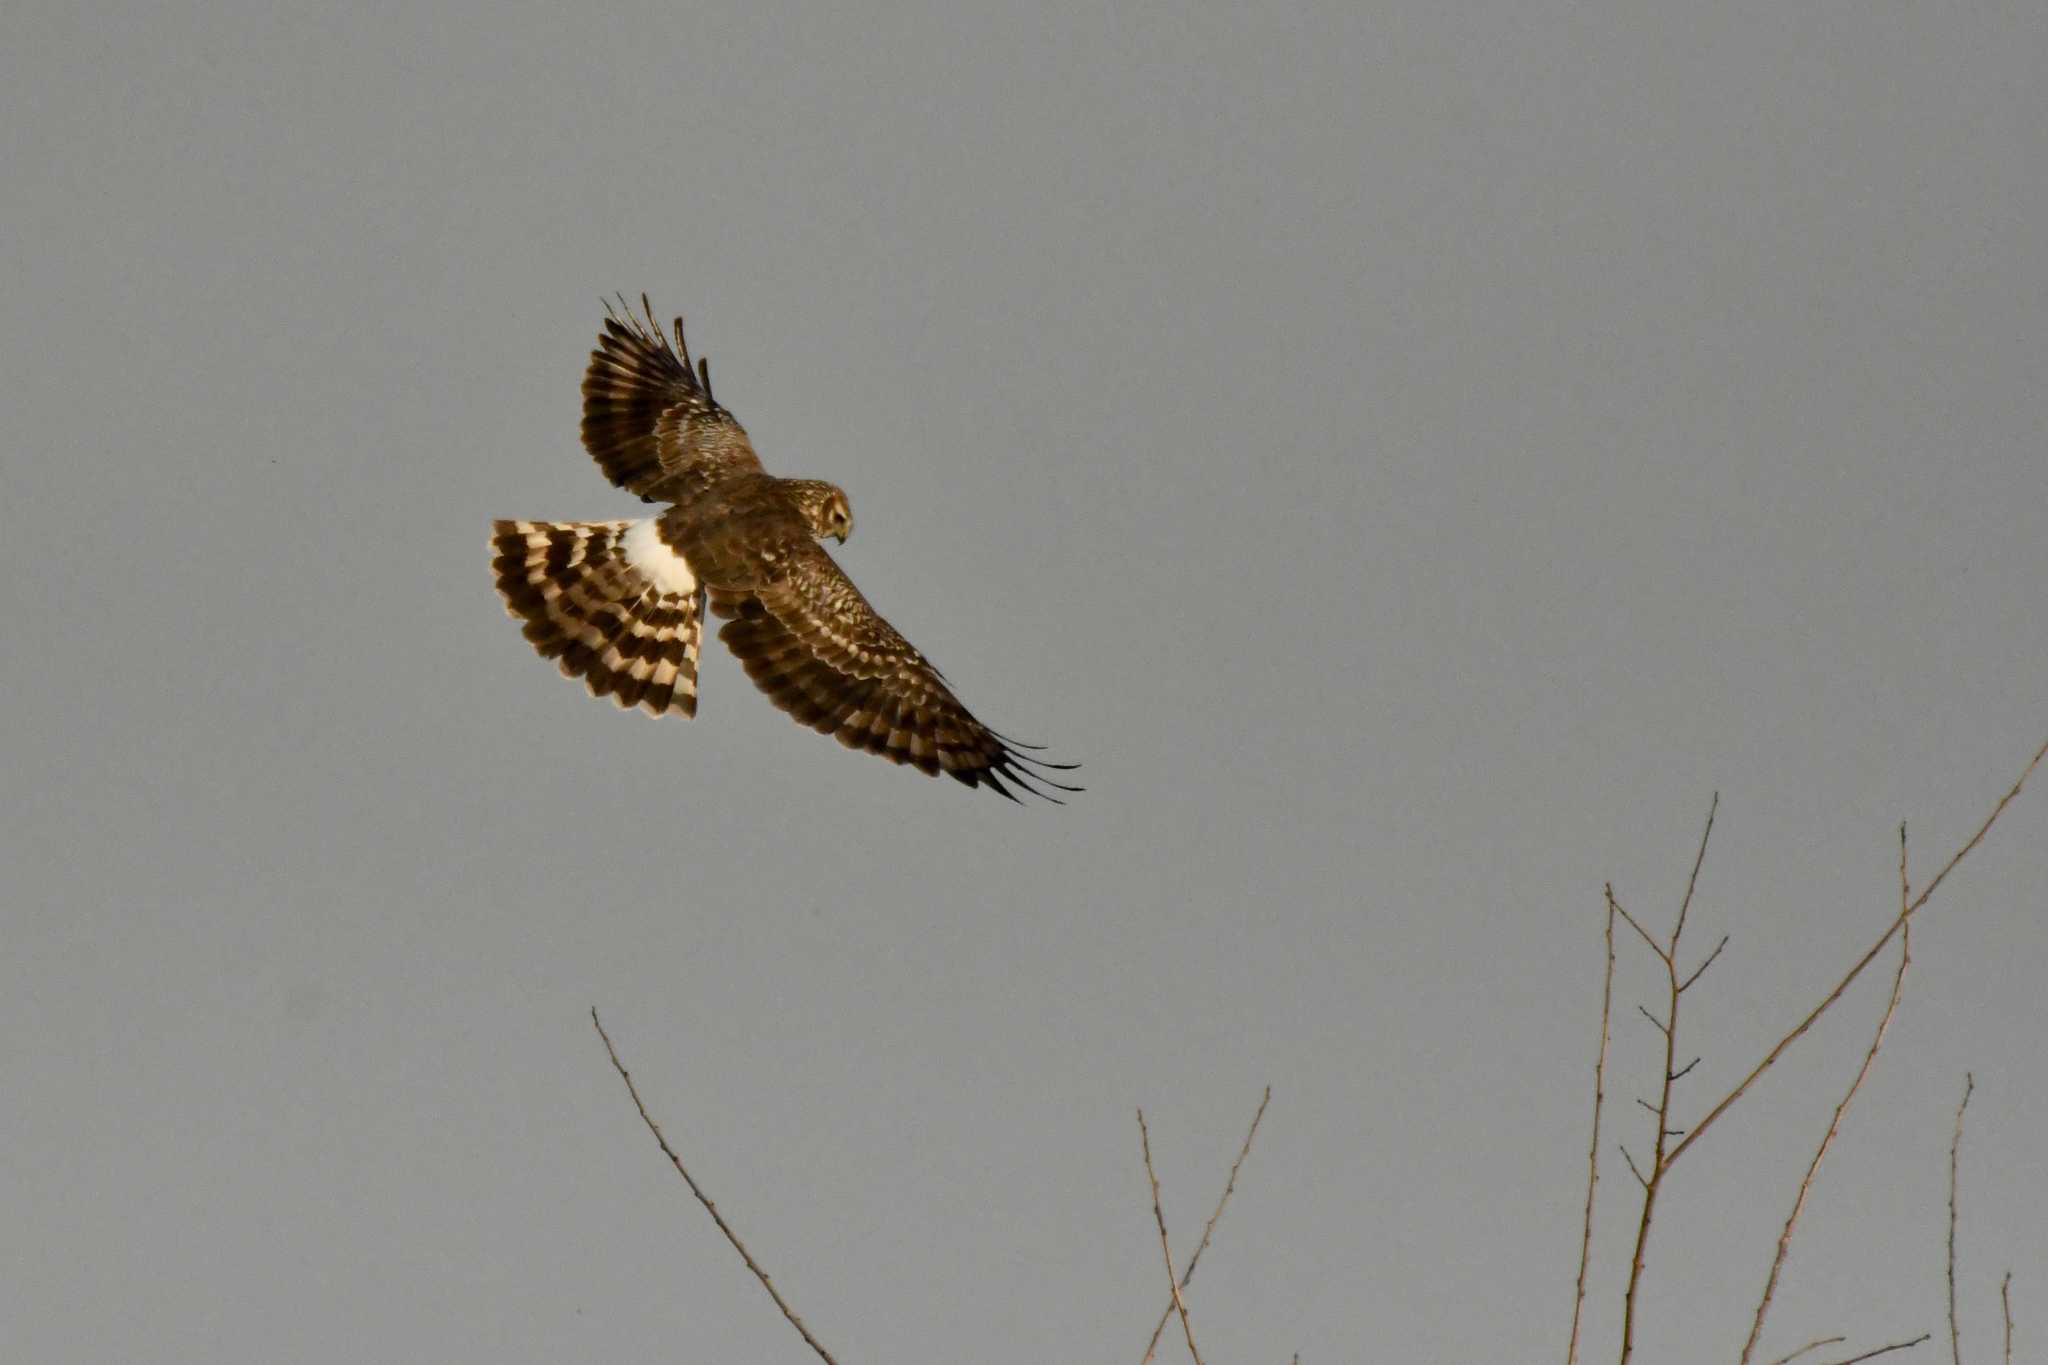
[490,296,1078,803]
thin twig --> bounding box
[1565,896,1617,1365]
[1138,1109,1205,1365]
[1900,823,1910,935]
[1608,886,1666,962]
[1770,1338,1849,1365]
[1667,736,2048,1171]
[590,1009,842,1365]
[1678,935,1731,994]
[2001,1272,2012,1365]
[1141,1088,1271,1365]
[1739,902,1912,1365]
[1950,1073,1974,1365]
[1619,1144,1649,1188]
[1616,794,1719,1365]
[1823,1334,1932,1365]
[1669,792,1719,946]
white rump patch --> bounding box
[619,518,700,597]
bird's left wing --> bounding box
[580,296,761,503]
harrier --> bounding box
[490,297,1077,802]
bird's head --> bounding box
[784,479,854,545]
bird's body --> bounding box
[661,475,821,586]
[489,297,1075,802]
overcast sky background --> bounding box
[4,2,2046,1362]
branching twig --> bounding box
[590,1009,843,1365]
[1950,1073,1974,1365]
[1565,896,1618,1365]
[1615,794,1718,1365]
[1666,736,2048,1171]
[1141,1088,1271,1365]
[1138,1109,1205,1365]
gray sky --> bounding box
[4,2,2045,1361]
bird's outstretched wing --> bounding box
[580,295,761,503]
[713,541,1079,803]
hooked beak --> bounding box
[833,529,848,544]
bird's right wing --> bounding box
[715,540,1080,802]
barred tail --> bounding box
[490,518,704,719]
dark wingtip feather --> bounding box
[977,769,1025,804]
[1014,753,1082,773]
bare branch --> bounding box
[1566,898,1617,1365]
[1769,1338,1849,1365]
[1669,1057,1701,1083]
[1667,737,2048,1171]
[1141,1088,1271,1365]
[1619,1144,1649,1189]
[1824,1334,1932,1365]
[1679,935,1731,994]
[1951,1073,1975,1365]
[589,1009,843,1365]
[1740,914,1912,1364]
[1138,1109,1204,1365]
[1636,1005,1670,1037]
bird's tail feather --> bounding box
[490,519,704,718]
